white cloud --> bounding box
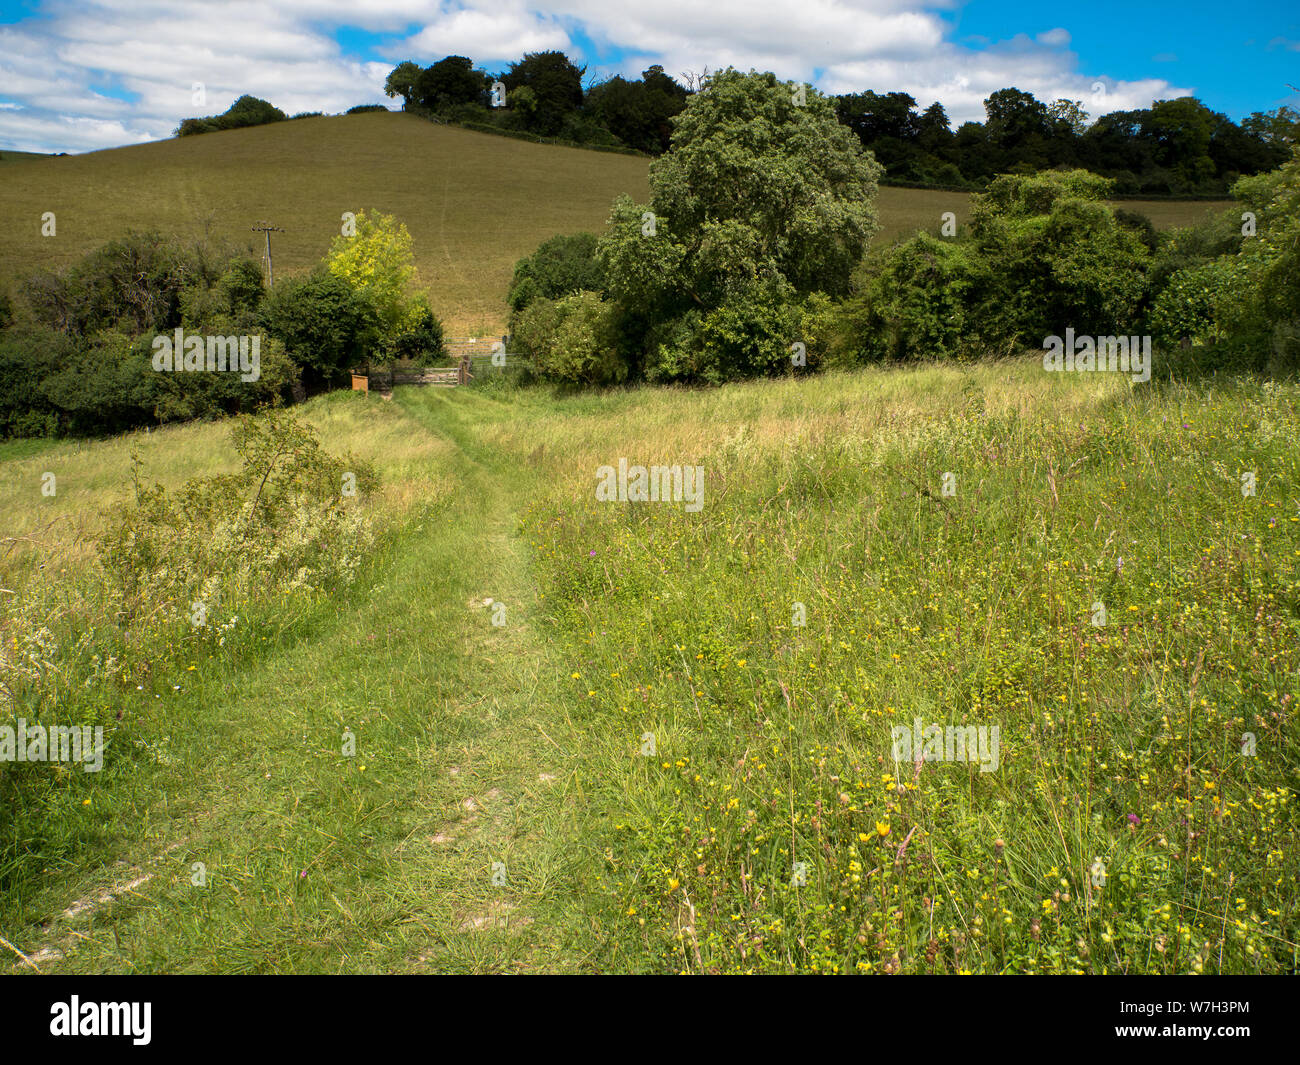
[392,4,571,62]
[0,0,1196,153]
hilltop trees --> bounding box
[501,51,586,136]
[377,50,1280,189]
[585,66,688,153]
[414,56,488,111]
[830,86,1285,194]
[384,61,422,109]
[176,95,287,137]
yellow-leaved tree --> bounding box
[326,210,445,363]
[326,209,418,335]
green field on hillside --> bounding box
[3,364,1295,974]
[0,114,1232,332]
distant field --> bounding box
[0,114,1233,331]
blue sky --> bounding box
[1,1,1296,154]
[943,0,1299,119]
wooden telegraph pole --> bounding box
[251,221,285,286]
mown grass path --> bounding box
[10,388,592,973]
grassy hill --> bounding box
[0,114,1232,332]
[0,113,650,333]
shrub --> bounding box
[1149,256,1269,366]
[1147,148,1300,374]
[1,234,293,437]
[507,232,603,311]
[100,409,379,625]
[0,327,67,437]
[1146,207,1245,298]
[647,276,802,384]
[21,230,202,336]
[220,258,266,315]
[512,291,627,385]
[836,235,988,362]
[1114,208,1158,253]
[261,270,379,390]
[836,170,1153,363]
[390,294,447,365]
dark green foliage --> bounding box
[0,326,69,437]
[0,316,293,439]
[838,170,1151,363]
[1113,208,1159,253]
[835,235,987,363]
[22,230,208,336]
[386,53,674,154]
[584,67,688,153]
[415,56,489,112]
[176,95,287,137]
[592,69,881,384]
[346,104,388,115]
[0,217,435,438]
[384,61,422,109]
[391,295,447,365]
[7,231,283,436]
[834,86,1282,195]
[1150,148,1300,374]
[500,51,585,137]
[507,232,603,312]
[220,258,267,315]
[261,269,378,390]
[511,291,625,385]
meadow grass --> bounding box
[2,362,1295,973]
[476,363,1300,973]
[0,115,1230,333]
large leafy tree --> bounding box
[1140,97,1218,190]
[384,61,422,109]
[261,270,377,390]
[325,210,417,336]
[415,56,488,112]
[500,51,585,135]
[597,68,882,381]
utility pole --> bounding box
[251,221,285,286]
